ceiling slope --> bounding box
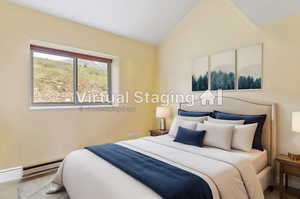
[5,0,199,45]
[231,0,300,25]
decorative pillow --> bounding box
[232,123,258,152]
[169,117,198,137]
[213,111,267,151]
[178,109,212,117]
[177,115,207,123]
[207,116,244,125]
[205,121,257,152]
[196,123,234,151]
[174,127,206,147]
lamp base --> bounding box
[159,118,166,131]
[288,153,300,161]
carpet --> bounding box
[17,175,69,199]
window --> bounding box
[31,45,113,107]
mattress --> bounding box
[154,135,268,174]
[258,166,272,191]
[230,149,268,174]
[53,135,265,199]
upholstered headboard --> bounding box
[180,96,277,167]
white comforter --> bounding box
[52,135,264,199]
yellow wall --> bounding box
[2,0,300,170]
[159,0,300,155]
[0,0,157,169]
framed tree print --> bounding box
[237,44,262,90]
[192,56,209,91]
[210,50,236,90]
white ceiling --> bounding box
[5,0,199,45]
[5,0,300,45]
[231,0,300,25]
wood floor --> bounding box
[0,174,282,199]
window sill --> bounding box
[29,104,119,110]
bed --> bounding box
[51,96,277,199]
[179,96,277,191]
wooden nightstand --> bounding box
[149,129,169,136]
[276,155,300,199]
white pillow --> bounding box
[177,115,207,123]
[205,121,258,152]
[196,123,234,151]
[169,117,198,137]
[207,116,244,125]
[232,123,258,152]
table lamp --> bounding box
[289,112,300,160]
[156,107,170,131]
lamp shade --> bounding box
[292,112,300,133]
[156,107,170,118]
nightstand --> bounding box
[276,155,300,199]
[149,129,169,136]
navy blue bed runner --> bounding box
[86,144,213,199]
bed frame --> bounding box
[180,96,277,187]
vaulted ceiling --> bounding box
[4,0,199,45]
[4,0,300,45]
[231,0,300,25]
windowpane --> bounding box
[33,52,74,103]
[77,59,109,103]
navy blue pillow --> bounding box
[174,127,206,147]
[214,111,267,151]
[178,109,212,117]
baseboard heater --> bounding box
[22,159,63,178]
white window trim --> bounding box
[29,40,120,110]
